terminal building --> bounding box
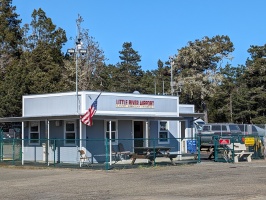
[0,91,203,164]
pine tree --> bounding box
[117,42,143,93]
[22,8,67,94]
[0,0,23,117]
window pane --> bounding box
[30,133,39,143]
[106,131,116,142]
[111,122,116,131]
[30,122,39,132]
[106,121,116,131]
[159,131,168,142]
[212,125,220,131]
[106,121,109,131]
[111,132,116,141]
[229,125,239,131]
[66,122,74,131]
[160,122,167,131]
[66,132,75,143]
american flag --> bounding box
[80,93,101,126]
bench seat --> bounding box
[226,143,254,163]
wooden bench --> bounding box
[226,143,254,163]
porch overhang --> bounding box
[0,112,204,123]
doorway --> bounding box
[134,121,143,147]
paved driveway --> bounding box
[1,160,266,199]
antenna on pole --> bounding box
[76,14,83,45]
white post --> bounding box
[145,121,149,147]
[47,120,50,166]
[76,47,79,114]
[21,121,24,165]
[109,121,112,165]
[79,120,82,167]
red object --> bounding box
[219,139,231,145]
[80,93,101,126]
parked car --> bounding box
[237,124,266,136]
[199,123,242,144]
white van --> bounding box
[194,118,205,133]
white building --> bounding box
[0,91,203,165]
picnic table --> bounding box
[130,146,178,165]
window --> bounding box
[158,121,169,144]
[29,121,40,145]
[202,125,210,131]
[105,121,118,145]
[212,125,221,131]
[65,121,76,145]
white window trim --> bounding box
[64,120,76,146]
[158,121,170,144]
[104,120,118,145]
[29,121,40,145]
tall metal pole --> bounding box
[170,56,174,96]
[67,15,86,114]
[76,46,78,114]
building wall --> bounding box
[23,92,179,117]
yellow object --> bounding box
[244,137,255,146]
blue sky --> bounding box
[12,0,266,71]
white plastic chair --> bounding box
[78,149,91,167]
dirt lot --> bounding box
[1,160,266,200]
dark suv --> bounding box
[199,123,242,143]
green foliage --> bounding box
[174,35,234,121]
[0,0,22,57]
[116,42,143,92]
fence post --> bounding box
[105,138,110,170]
[0,129,2,162]
[213,135,218,162]
[197,135,201,163]
[152,139,156,166]
[53,139,56,167]
[12,138,15,165]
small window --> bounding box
[202,125,210,131]
[158,121,169,144]
[212,125,221,131]
[65,121,76,145]
[222,125,227,131]
[105,121,118,145]
[229,125,240,131]
[29,121,40,145]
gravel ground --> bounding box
[1,160,266,200]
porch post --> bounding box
[47,120,50,166]
[145,121,149,147]
[21,121,24,165]
[109,121,112,165]
[79,120,82,167]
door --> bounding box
[134,121,143,147]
